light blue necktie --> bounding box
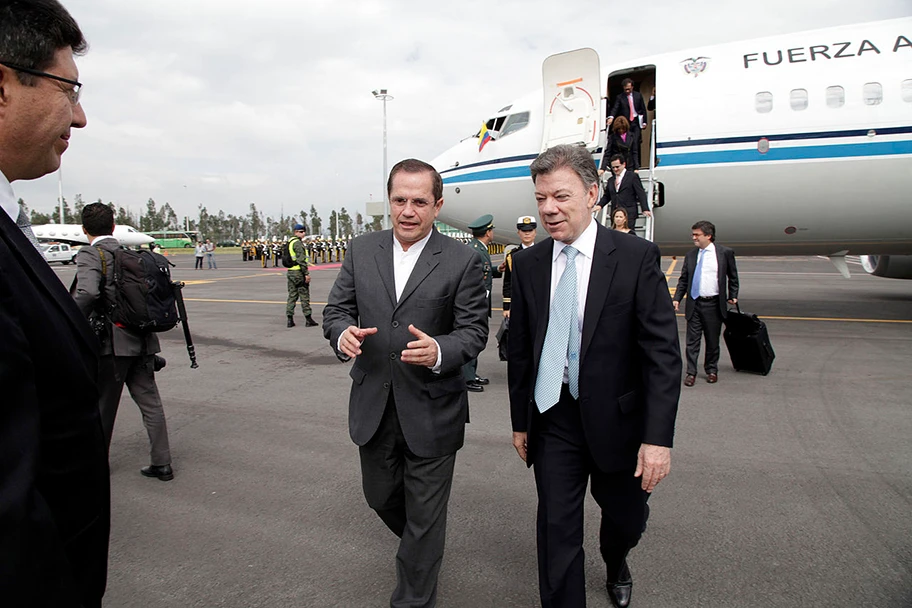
[691,249,704,300]
[535,246,580,413]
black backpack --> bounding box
[281,237,299,268]
[106,248,179,332]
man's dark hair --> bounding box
[0,0,87,87]
[387,158,443,202]
[692,220,716,242]
[530,144,598,189]
[472,228,489,238]
[82,202,114,236]
[609,154,627,166]
[621,78,634,88]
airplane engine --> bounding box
[860,255,912,280]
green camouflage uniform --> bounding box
[286,237,311,316]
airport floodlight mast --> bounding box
[372,88,393,230]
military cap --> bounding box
[516,215,537,231]
[468,214,495,231]
[293,223,305,231]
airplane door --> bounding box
[541,48,601,153]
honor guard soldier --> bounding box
[464,214,501,392]
[286,224,318,328]
[502,215,538,319]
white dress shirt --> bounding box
[549,217,597,379]
[1,170,18,222]
[696,243,720,298]
[615,168,626,191]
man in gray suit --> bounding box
[72,202,174,480]
[323,159,489,607]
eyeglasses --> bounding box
[0,61,82,105]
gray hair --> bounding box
[529,145,599,190]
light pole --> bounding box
[372,88,393,230]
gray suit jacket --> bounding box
[323,229,489,458]
[72,237,160,357]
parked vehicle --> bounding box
[40,242,79,264]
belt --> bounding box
[696,295,718,301]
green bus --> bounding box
[148,230,200,249]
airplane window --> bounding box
[902,80,912,103]
[790,89,808,111]
[500,112,531,137]
[826,86,845,108]
[862,82,883,106]
[755,92,773,113]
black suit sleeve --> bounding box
[726,248,739,301]
[507,251,533,433]
[634,243,682,447]
[608,94,623,119]
[0,264,80,604]
[322,241,359,361]
[674,253,690,303]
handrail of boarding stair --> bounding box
[644,118,658,242]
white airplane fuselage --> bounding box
[431,18,912,262]
[32,224,155,247]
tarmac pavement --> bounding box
[49,250,912,607]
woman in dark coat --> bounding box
[600,115,640,171]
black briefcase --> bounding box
[723,304,775,375]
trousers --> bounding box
[359,396,457,608]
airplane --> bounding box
[32,223,156,248]
[431,17,912,279]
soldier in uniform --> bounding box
[463,214,501,392]
[501,215,538,318]
[286,224,318,328]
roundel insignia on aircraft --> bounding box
[680,57,710,77]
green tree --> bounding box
[310,205,322,236]
[161,202,179,230]
[355,212,364,234]
[329,210,338,239]
[338,207,353,238]
[298,209,309,234]
[248,203,262,239]
[73,193,85,224]
[370,215,383,231]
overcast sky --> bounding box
[15,0,909,226]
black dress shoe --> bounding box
[141,464,174,481]
[607,561,632,608]
[683,374,696,387]
[473,376,490,385]
[465,381,484,393]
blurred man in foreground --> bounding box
[0,1,109,605]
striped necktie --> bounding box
[534,246,580,413]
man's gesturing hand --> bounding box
[401,324,438,367]
[340,326,378,358]
[634,444,671,493]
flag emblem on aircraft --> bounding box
[478,124,492,152]
[680,57,710,77]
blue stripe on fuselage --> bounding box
[441,139,911,184]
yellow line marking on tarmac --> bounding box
[664,257,678,280]
[183,298,911,324]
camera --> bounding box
[152,355,167,372]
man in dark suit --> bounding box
[0,2,110,605]
[673,221,739,386]
[597,154,651,230]
[508,145,681,607]
[72,202,175,480]
[323,159,489,608]
[607,78,648,137]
